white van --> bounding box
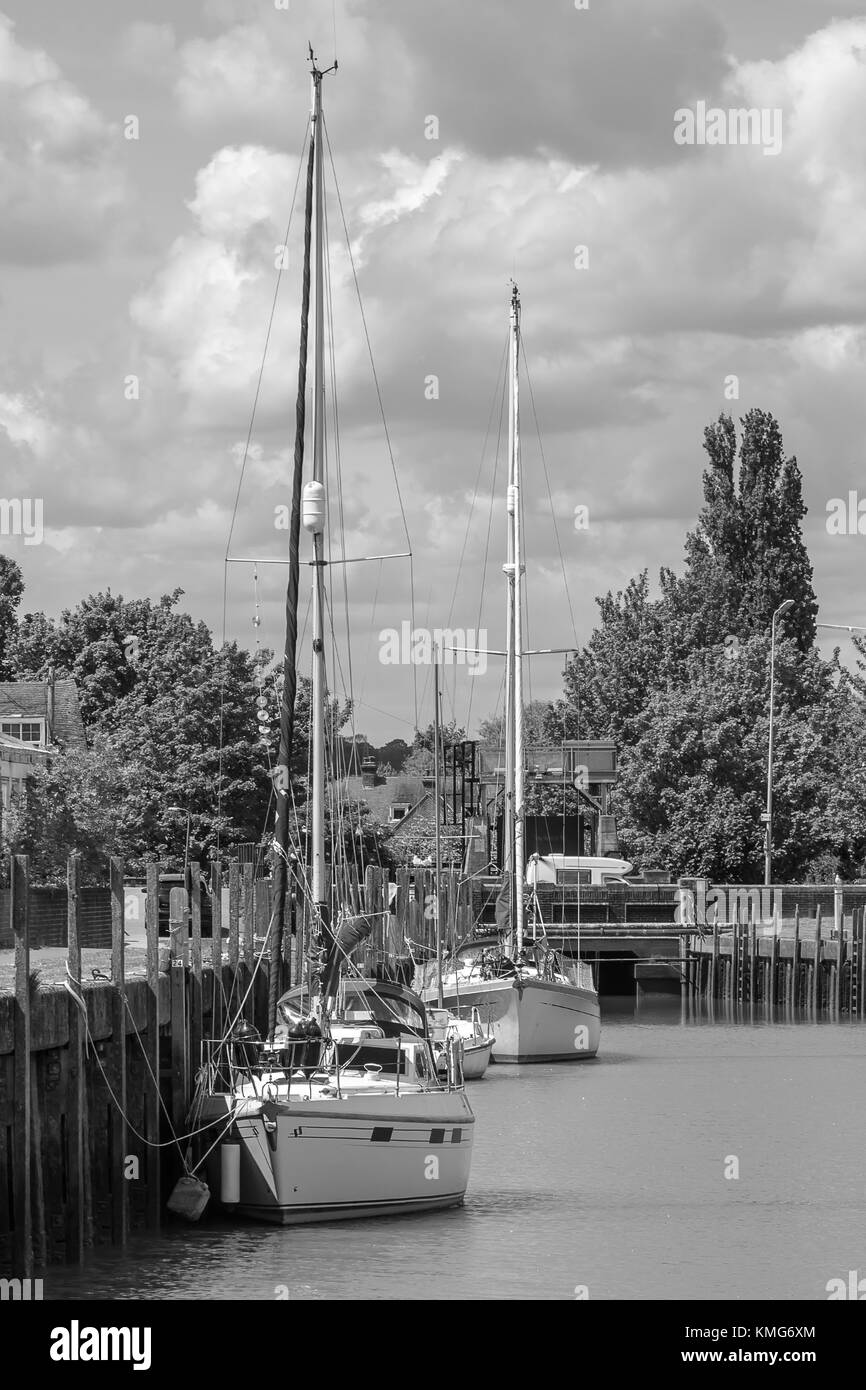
[526,852,634,887]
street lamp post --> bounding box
[764,599,795,887]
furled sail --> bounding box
[494,872,512,935]
[321,914,374,999]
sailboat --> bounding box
[424,655,494,1080]
[194,53,475,1223]
[420,286,601,1063]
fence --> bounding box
[0,856,466,1275]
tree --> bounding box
[6,736,154,882]
[374,738,410,771]
[540,409,866,878]
[0,556,24,680]
[611,636,865,879]
[7,589,290,863]
[404,719,467,775]
[672,410,817,652]
[477,700,553,746]
[550,571,669,747]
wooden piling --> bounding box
[396,869,410,958]
[242,863,254,1022]
[29,1061,46,1270]
[708,921,719,1000]
[11,855,32,1277]
[211,861,223,1042]
[65,854,88,1262]
[812,906,822,1015]
[792,907,800,1012]
[169,886,187,1134]
[190,864,203,1079]
[748,910,757,1005]
[228,860,240,1021]
[109,857,128,1248]
[855,909,861,1018]
[832,925,842,1018]
[144,861,161,1232]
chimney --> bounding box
[46,666,56,746]
[360,755,378,788]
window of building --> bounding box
[1,720,43,746]
[389,803,410,823]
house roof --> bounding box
[388,790,433,833]
[0,680,87,751]
[341,772,426,824]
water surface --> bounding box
[46,1000,866,1300]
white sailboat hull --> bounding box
[433,978,600,1063]
[461,1037,494,1079]
[201,1089,475,1225]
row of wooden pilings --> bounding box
[681,905,866,1016]
[0,854,464,1276]
[0,852,294,1279]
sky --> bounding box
[2,0,866,744]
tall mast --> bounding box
[510,286,526,954]
[310,61,327,918]
[266,59,318,1039]
[503,288,517,950]
[433,651,444,1008]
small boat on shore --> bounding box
[427,1006,495,1078]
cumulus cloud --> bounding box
[11,7,866,733]
[0,392,54,457]
[0,12,126,264]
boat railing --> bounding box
[200,1037,326,1097]
[200,1034,453,1099]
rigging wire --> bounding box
[323,113,418,731]
[521,335,583,934]
[217,122,310,856]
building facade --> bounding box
[0,677,87,839]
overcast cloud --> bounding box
[2,0,866,741]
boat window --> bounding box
[560,868,592,885]
[349,991,424,1031]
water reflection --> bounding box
[44,1003,866,1301]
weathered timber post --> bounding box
[228,861,240,1021]
[109,857,128,1248]
[211,861,223,1042]
[769,913,779,1011]
[144,860,161,1231]
[190,864,203,1081]
[813,905,822,1015]
[11,855,32,1277]
[66,854,91,1260]
[169,886,188,1133]
[242,862,254,1023]
[792,906,800,1012]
